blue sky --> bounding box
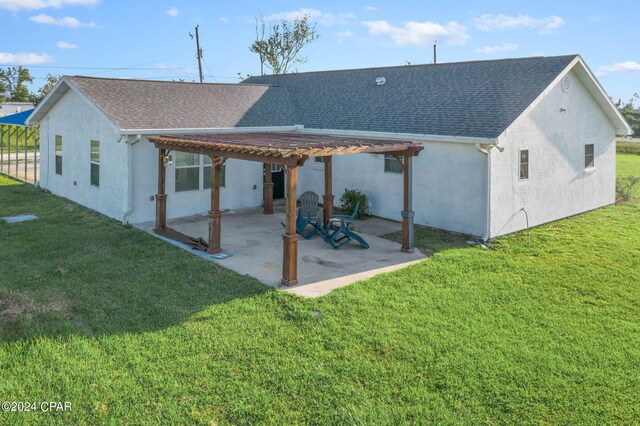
[1,0,638,103]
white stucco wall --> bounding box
[127,139,264,224]
[39,89,125,220]
[297,142,488,236]
[489,69,617,237]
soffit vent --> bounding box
[561,75,571,93]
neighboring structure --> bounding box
[0,102,34,117]
[26,55,631,241]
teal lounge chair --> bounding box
[321,202,369,249]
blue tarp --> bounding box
[0,109,35,126]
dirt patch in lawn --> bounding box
[0,290,73,320]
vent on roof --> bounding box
[375,77,387,86]
[561,76,571,93]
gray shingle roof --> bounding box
[244,55,578,138]
[67,76,299,130]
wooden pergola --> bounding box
[146,132,423,286]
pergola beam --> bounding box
[281,166,299,286]
[207,156,223,254]
[154,148,167,231]
[401,155,414,253]
[323,156,334,228]
[263,163,274,214]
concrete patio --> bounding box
[136,207,426,297]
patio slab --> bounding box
[136,208,425,297]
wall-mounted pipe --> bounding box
[475,142,504,241]
[121,134,141,224]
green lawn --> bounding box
[0,158,639,424]
[617,153,640,200]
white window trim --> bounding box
[174,154,226,193]
[519,148,530,181]
[90,138,100,188]
[584,143,596,173]
[54,134,62,176]
[383,154,403,175]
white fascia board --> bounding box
[573,57,633,135]
[297,127,498,144]
[120,125,299,136]
[496,56,582,141]
[497,56,633,139]
[26,76,121,134]
[25,78,69,125]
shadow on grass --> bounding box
[380,224,471,256]
[0,175,270,342]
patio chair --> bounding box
[281,191,324,239]
[320,202,370,249]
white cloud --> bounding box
[219,16,229,23]
[472,14,565,34]
[365,6,377,11]
[0,0,99,12]
[265,8,356,26]
[596,61,640,77]
[165,7,177,17]
[0,52,53,65]
[56,40,78,49]
[29,13,95,27]
[336,30,353,41]
[362,20,470,46]
[476,42,518,54]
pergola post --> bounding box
[322,156,334,227]
[207,156,223,254]
[281,166,299,286]
[263,163,274,214]
[154,148,167,231]
[401,154,415,253]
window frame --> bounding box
[519,148,529,181]
[203,156,226,190]
[584,144,595,170]
[90,139,100,187]
[54,134,62,176]
[383,154,403,175]
[175,153,226,192]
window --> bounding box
[90,139,100,187]
[314,156,325,163]
[519,149,529,180]
[202,156,226,189]
[584,144,595,169]
[55,135,62,175]
[271,164,282,172]
[175,153,225,192]
[384,154,403,174]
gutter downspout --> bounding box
[476,143,503,241]
[121,134,141,224]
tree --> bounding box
[250,13,319,75]
[0,66,34,103]
[617,93,640,137]
[30,73,60,106]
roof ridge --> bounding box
[67,75,274,87]
[246,54,580,79]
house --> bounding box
[26,55,631,243]
[0,102,34,117]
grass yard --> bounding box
[0,155,639,424]
[617,153,640,200]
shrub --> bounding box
[616,176,640,202]
[617,142,640,155]
[339,188,369,218]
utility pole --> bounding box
[433,41,437,64]
[195,25,204,83]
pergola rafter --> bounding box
[147,132,423,286]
